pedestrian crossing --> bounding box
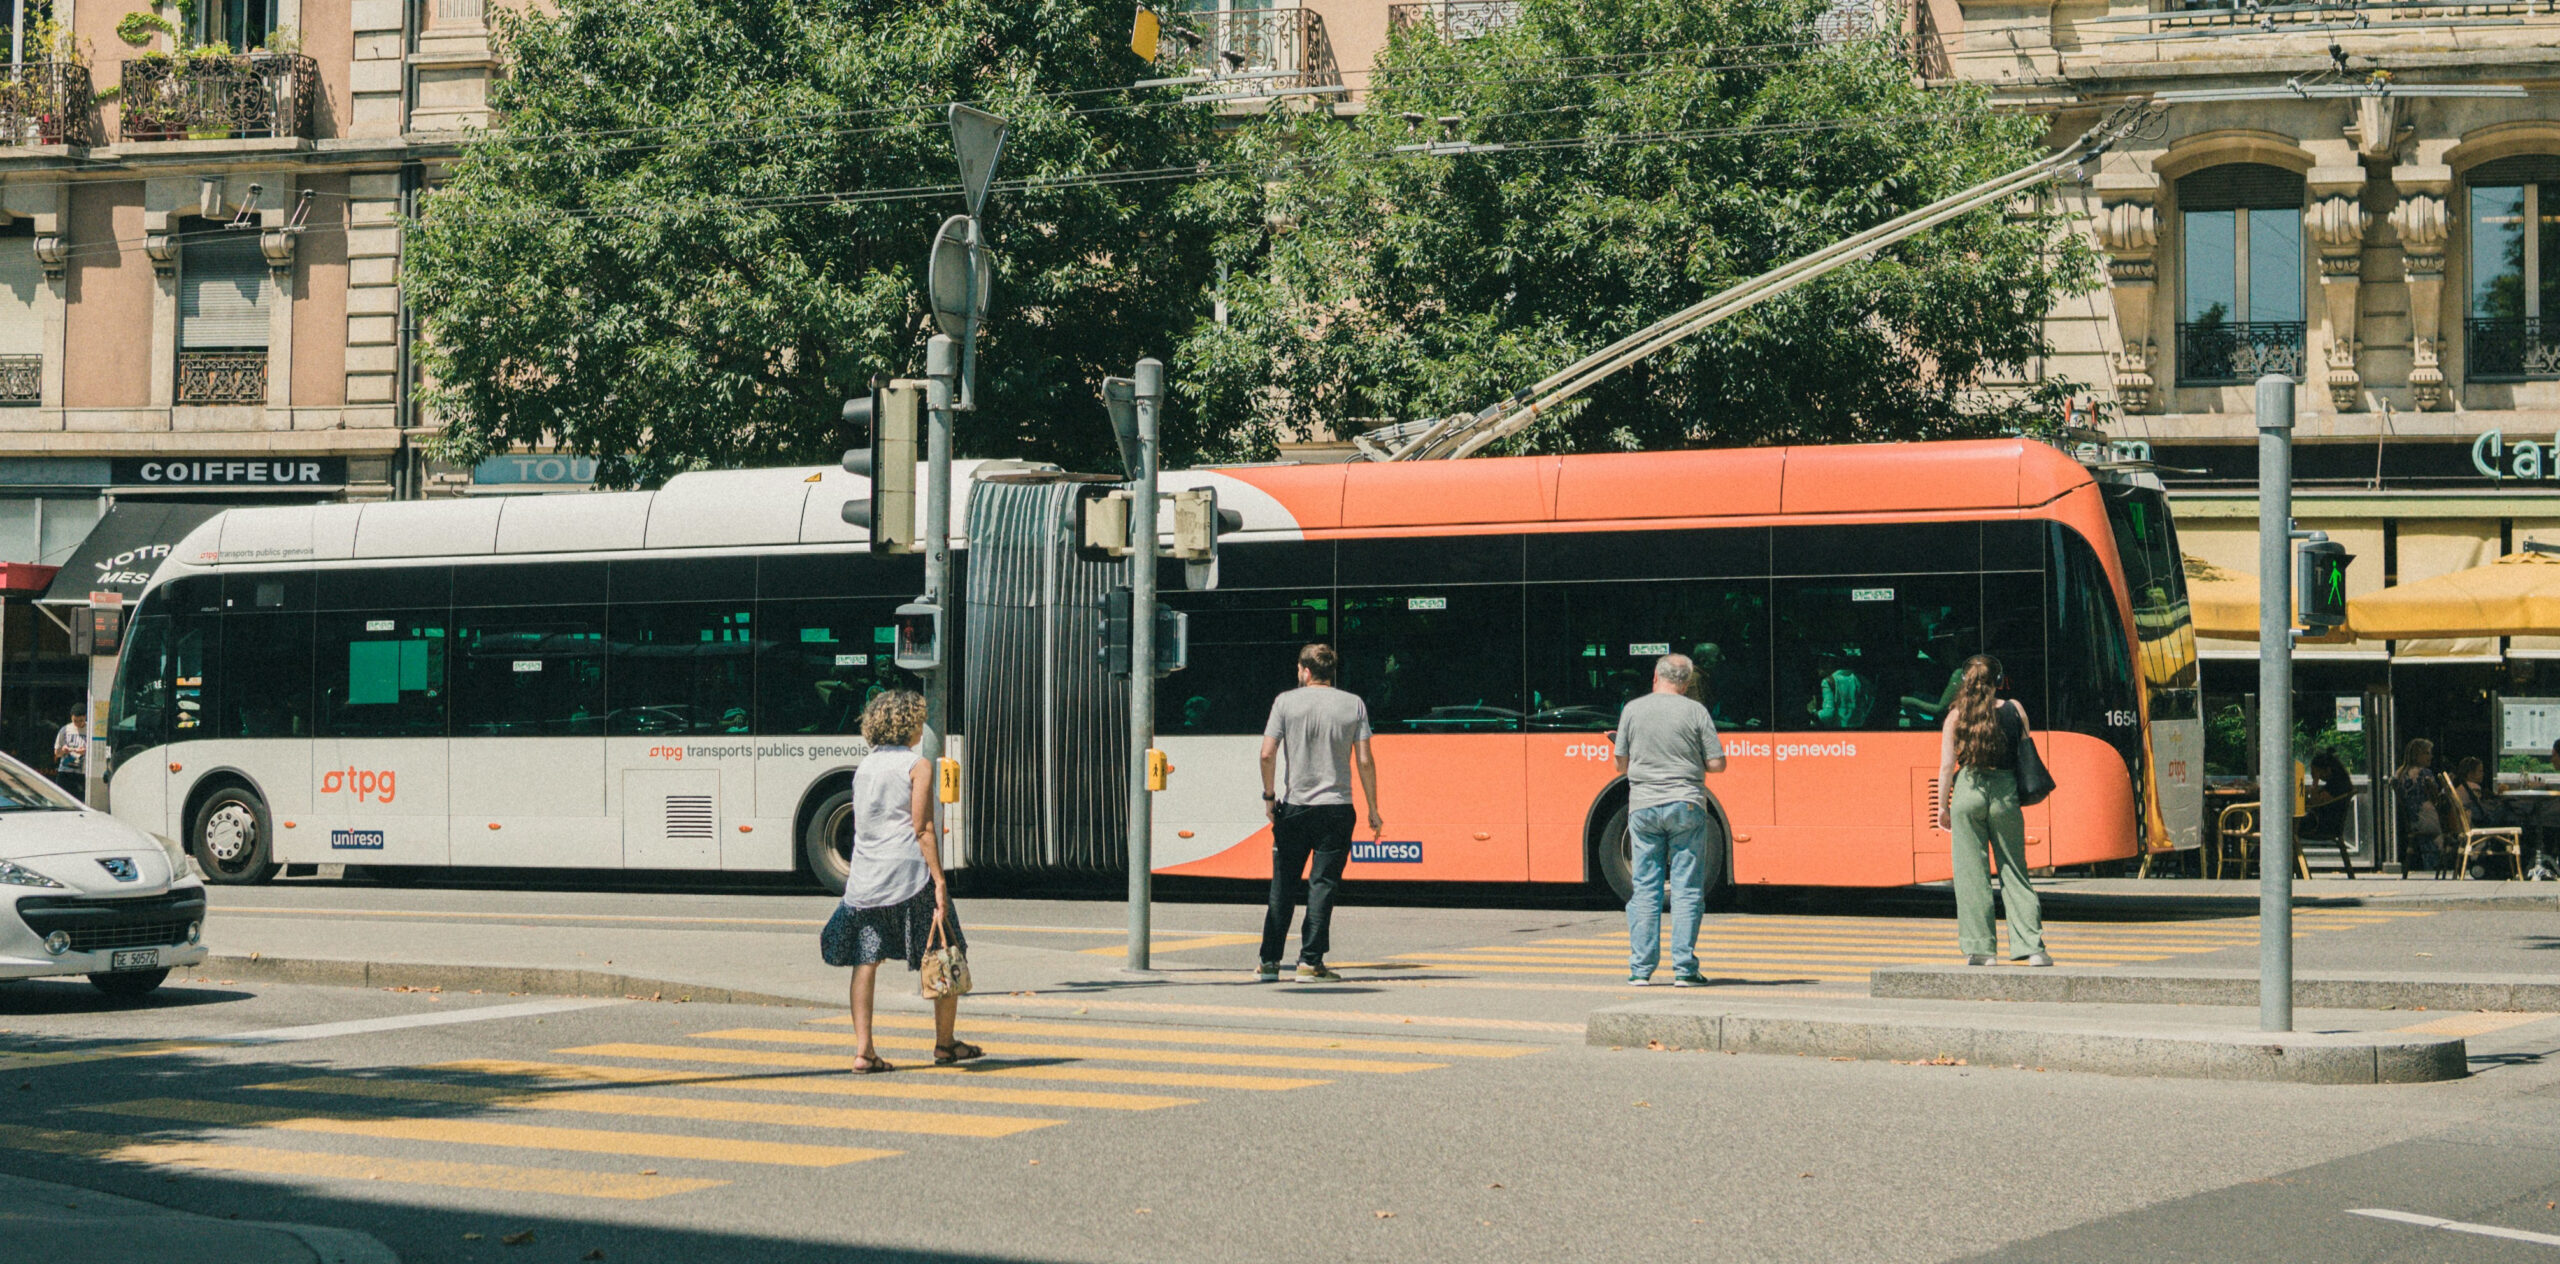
[0,1008,1546,1203]
[1397,908,2439,985]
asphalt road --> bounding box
[3,882,2558,1262]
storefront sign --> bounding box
[2472,431,2560,481]
[2335,697,2363,733]
[472,454,598,489]
[111,458,346,486]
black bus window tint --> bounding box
[2102,484,2201,722]
[609,603,755,736]
[758,551,927,601]
[315,565,449,612]
[1982,568,2047,721]
[452,609,606,736]
[454,561,606,608]
[757,598,919,736]
[167,607,218,738]
[109,613,170,751]
[1156,589,1333,735]
[1773,573,1981,731]
[316,613,448,738]
[223,569,310,612]
[1524,581,1771,732]
[1335,587,1522,734]
[2046,525,2141,755]
[218,611,313,738]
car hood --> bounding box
[0,811,186,893]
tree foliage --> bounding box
[407,0,1222,486]
[1179,0,2098,456]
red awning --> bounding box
[0,563,58,596]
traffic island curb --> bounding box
[0,1170,397,1264]
[1872,965,2560,1012]
[1587,999,2468,1083]
[197,953,825,1009]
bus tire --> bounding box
[1594,803,1734,912]
[190,785,278,885]
[800,786,856,895]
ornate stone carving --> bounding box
[2391,194,2450,408]
[2345,95,2413,164]
[2304,195,2370,410]
[2110,341,2157,414]
[30,234,64,279]
[2096,199,2158,415]
[143,228,178,278]
[260,226,296,279]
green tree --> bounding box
[1181,0,2099,456]
[406,0,1223,486]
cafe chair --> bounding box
[2209,802,2312,881]
[2437,773,2523,880]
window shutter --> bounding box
[2177,163,2306,212]
[0,238,38,356]
[179,230,272,349]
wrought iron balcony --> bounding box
[0,63,98,148]
[0,355,38,405]
[2466,316,2560,380]
[177,351,268,405]
[1387,1,1522,40]
[119,52,319,143]
[1155,7,1341,94]
[2177,320,2305,386]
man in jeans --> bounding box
[1612,653,1727,987]
[1257,643,1384,983]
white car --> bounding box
[0,754,206,997]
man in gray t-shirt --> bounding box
[1611,654,1727,986]
[1256,643,1383,982]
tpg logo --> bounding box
[320,767,398,803]
[1561,743,1616,762]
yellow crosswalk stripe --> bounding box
[1077,932,1264,957]
[246,1076,1063,1138]
[1438,948,2174,965]
[2392,1012,2558,1038]
[79,1098,897,1168]
[0,1122,722,1200]
[559,1042,1328,1091]
[1406,960,1867,980]
[690,1028,1446,1074]
[434,1059,1197,1111]
[0,1041,212,1071]
[830,1014,1545,1058]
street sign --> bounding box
[949,105,1009,220]
[927,215,987,340]
[1101,376,1142,481]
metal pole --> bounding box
[1126,357,1164,973]
[922,335,957,779]
[2256,372,2295,1033]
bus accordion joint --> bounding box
[939,758,960,804]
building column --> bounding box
[343,173,401,427]
[2095,180,2160,415]
[2305,167,2369,412]
[2390,164,2452,411]
[5,184,69,413]
[262,223,296,412]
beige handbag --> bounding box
[919,911,972,999]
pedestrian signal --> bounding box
[2298,540,2351,632]
[840,380,923,553]
[892,601,942,671]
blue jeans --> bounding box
[1626,801,1710,978]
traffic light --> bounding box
[1153,606,1187,676]
[2298,539,2352,632]
[1168,487,1242,561]
[1077,487,1132,561]
[1096,585,1133,677]
[840,380,923,553]
[893,601,942,671]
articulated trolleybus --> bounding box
[104,439,2197,897]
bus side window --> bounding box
[1335,586,1524,734]
[1152,588,1331,735]
[317,612,448,738]
[1771,572,1981,731]
[219,610,314,739]
[1523,580,1772,732]
[109,613,170,751]
[452,608,606,736]
[755,597,918,736]
[608,602,756,736]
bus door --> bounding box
[312,607,450,866]
[447,599,613,867]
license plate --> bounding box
[109,948,159,971]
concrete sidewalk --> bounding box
[1868,876,2560,915]
[1875,964,2560,1011]
[0,1171,395,1264]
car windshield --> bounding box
[0,753,77,811]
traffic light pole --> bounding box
[1125,358,1164,974]
[924,335,957,780]
[2256,372,2295,1033]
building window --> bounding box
[177,224,270,405]
[0,497,102,567]
[0,229,38,407]
[201,0,277,52]
[2177,163,2306,386]
[2464,155,2560,380]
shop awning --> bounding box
[2349,549,2560,639]
[36,501,225,606]
[2184,554,2258,640]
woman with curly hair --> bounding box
[818,689,979,1072]
[1933,654,2049,967]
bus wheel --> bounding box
[191,786,279,885]
[1594,804,1735,911]
[800,787,856,894]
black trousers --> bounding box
[1261,803,1354,964]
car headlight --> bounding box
[0,858,63,888]
[151,833,189,869]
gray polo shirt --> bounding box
[1264,685,1371,806]
[1615,691,1721,810]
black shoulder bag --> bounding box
[2008,702,2057,806]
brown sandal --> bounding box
[851,1054,894,1074]
[933,1041,983,1065]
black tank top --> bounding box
[1965,701,2022,773]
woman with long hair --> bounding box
[2392,738,2441,871]
[817,690,980,1073]
[1934,654,2049,966]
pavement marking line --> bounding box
[1391,961,1867,980]
[76,1098,899,1168]
[2349,1208,2560,1248]
[976,996,1585,1034]
[829,1013,1545,1058]
[0,1041,213,1071]
[433,1059,1199,1111]
[211,906,1226,937]
[557,1043,1328,1091]
[0,1122,723,1200]
[2391,1012,2560,1038]
[247,1076,1065,1138]
[1433,948,2176,965]
[689,1027,1448,1074]
[1077,933,1266,958]
[208,998,630,1045]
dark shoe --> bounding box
[1295,961,1342,982]
[1627,974,1653,987]
[933,1041,984,1065]
[851,1055,894,1074]
[1254,962,1281,983]
[1671,972,1710,988]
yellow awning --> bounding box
[2184,555,2259,640]
[2349,549,2560,639]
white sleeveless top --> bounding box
[841,746,933,910]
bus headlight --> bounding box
[43,931,69,956]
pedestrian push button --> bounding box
[938,757,960,804]
[1146,748,1172,792]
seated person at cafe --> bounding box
[2391,738,2443,870]
[2453,755,2509,827]
[2301,750,2354,841]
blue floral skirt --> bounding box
[821,887,963,970]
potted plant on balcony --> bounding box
[181,43,239,140]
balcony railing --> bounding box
[119,52,319,143]
[177,351,268,405]
[2467,316,2560,380]
[0,355,38,405]
[0,63,98,148]
[2177,320,2305,386]
[1387,1,1522,40]
[1155,7,1341,94]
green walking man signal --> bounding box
[2297,538,2351,632]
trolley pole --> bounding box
[2255,372,2295,1033]
[1125,358,1164,974]
[923,334,957,774]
